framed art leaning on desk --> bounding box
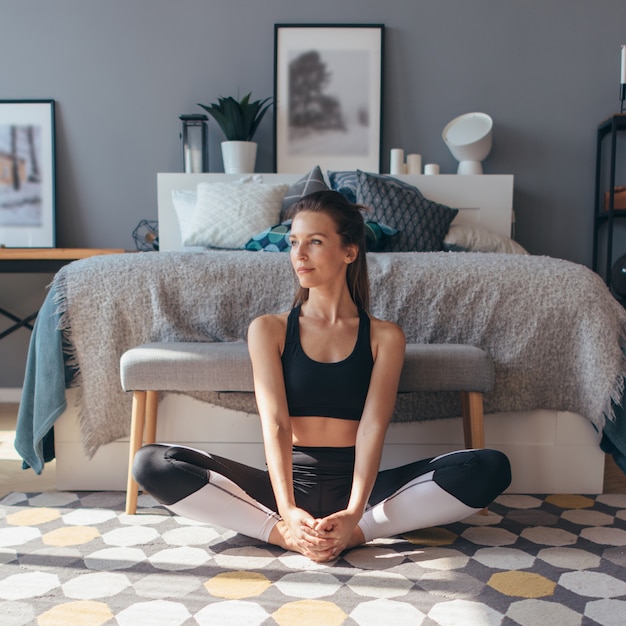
[0,99,56,248]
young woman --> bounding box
[132,190,511,562]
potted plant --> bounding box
[198,92,273,174]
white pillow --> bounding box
[171,189,197,244]
[444,223,528,254]
[184,182,288,249]
[171,176,264,244]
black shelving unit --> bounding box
[592,114,626,285]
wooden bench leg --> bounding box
[125,391,147,515]
[144,390,159,445]
[461,391,485,449]
[461,391,488,515]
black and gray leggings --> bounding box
[132,444,511,543]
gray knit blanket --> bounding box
[52,251,626,458]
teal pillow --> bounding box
[328,170,358,204]
[244,222,291,252]
[364,221,399,252]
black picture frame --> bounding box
[274,24,384,174]
[0,99,56,248]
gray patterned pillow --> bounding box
[355,171,458,252]
[280,166,329,221]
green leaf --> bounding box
[197,92,273,141]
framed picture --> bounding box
[0,100,56,247]
[274,24,384,174]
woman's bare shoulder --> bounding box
[369,315,406,351]
[248,311,290,343]
[370,316,406,342]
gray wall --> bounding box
[1,0,626,388]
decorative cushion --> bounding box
[281,166,329,221]
[443,223,529,254]
[245,221,292,252]
[184,182,288,249]
[328,170,359,204]
[355,170,458,252]
[364,221,399,251]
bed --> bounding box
[15,170,626,494]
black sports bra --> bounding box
[281,305,374,421]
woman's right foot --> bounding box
[269,521,300,552]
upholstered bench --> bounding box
[121,342,494,515]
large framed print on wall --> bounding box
[0,100,56,248]
[274,24,384,174]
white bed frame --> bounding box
[52,173,606,494]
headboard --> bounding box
[157,173,514,252]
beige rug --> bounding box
[1,490,626,625]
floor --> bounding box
[2,402,626,497]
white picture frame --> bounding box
[274,24,384,174]
[0,100,56,248]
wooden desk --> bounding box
[0,247,125,273]
[0,248,125,339]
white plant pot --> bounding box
[221,141,257,174]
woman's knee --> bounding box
[132,444,168,488]
[132,444,209,505]
[433,448,511,508]
[477,448,512,494]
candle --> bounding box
[184,148,203,173]
[407,153,422,174]
[621,45,626,84]
[424,163,440,175]
[390,148,405,175]
[191,148,203,173]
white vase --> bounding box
[221,141,257,174]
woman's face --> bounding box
[289,210,356,290]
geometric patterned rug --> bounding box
[1,491,625,626]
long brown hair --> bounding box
[287,190,370,311]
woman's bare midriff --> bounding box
[291,416,359,447]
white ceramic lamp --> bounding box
[442,112,493,175]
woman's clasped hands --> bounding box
[277,506,363,562]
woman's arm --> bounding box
[247,314,295,516]
[315,319,406,550]
[351,319,406,513]
[248,314,334,558]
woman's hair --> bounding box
[287,190,370,311]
